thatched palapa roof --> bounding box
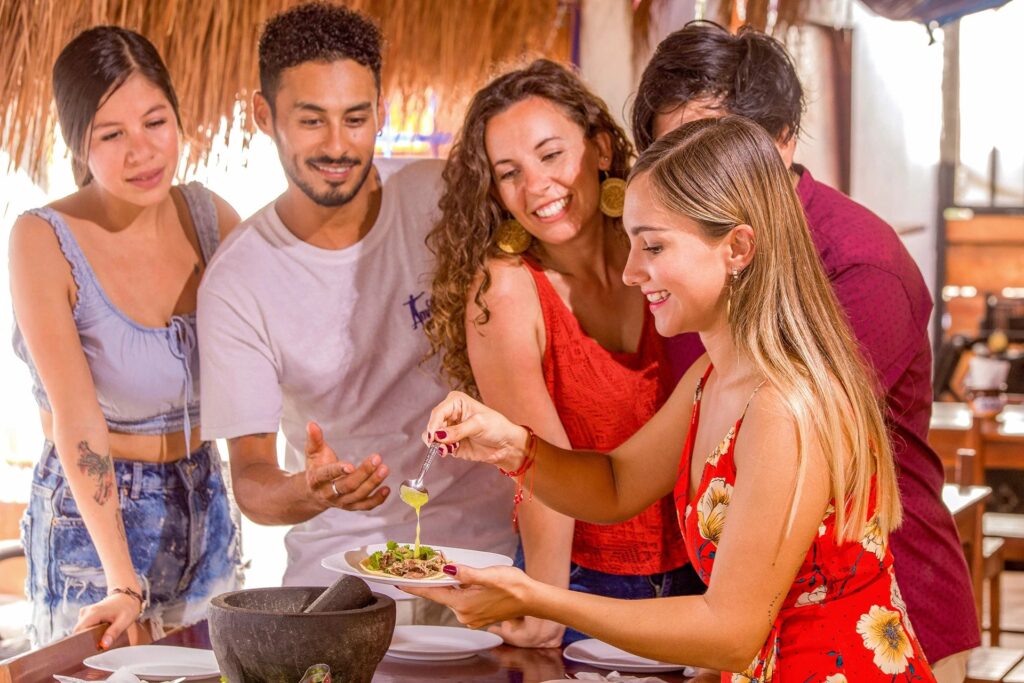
[0,0,816,187]
[0,0,575,186]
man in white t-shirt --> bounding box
[197,3,515,607]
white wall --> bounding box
[849,1,944,297]
[580,0,946,303]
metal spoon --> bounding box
[402,441,442,496]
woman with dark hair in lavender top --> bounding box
[12,26,241,648]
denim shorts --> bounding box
[514,543,706,645]
[20,441,243,646]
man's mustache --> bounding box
[307,156,362,167]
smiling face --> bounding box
[484,96,611,246]
[85,72,180,205]
[256,59,382,208]
[621,173,733,336]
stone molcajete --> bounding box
[209,577,395,683]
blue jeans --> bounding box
[20,441,243,646]
[514,544,706,644]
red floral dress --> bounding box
[675,366,935,682]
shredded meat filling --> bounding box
[361,542,449,579]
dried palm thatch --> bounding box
[0,0,574,187]
[631,0,810,59]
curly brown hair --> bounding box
[259,2,382,110]
[424,58,634,396]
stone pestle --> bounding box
[302,574,374,613]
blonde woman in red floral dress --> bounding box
[408,117,935,682]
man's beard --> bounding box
[287,154,375,208]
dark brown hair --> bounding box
[424,58,634,396]
[631,21,804,152]
[259,2,383,111]
[53,26,181,188]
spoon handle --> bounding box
[416,441,442,483]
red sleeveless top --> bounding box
[523,257,688,575]
[676,365,935,682]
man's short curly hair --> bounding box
[258,2,383,108]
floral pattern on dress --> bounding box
[856,605,914,675]
[695,477,731,577]
[708,425,735,467]
[861,515,886,562]
[889,567,918,641]
[674,366,935,683]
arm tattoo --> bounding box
[76,441,115,505]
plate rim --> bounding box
[388,624,503,655]
[562,638,685,673]
[385,650,479,661]
[321,543,513,587]
[82,644,220,678]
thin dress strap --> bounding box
[176,182,220,264]
[740,378,768,420]
[687,363,714,440]
[23,208,100,319]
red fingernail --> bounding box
[435,430,447,440]
[445,443,455,454]
[443,564,458,576]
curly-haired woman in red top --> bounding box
[424,59,703,647]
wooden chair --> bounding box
[984,513,1024,563]
[985,536,1007,646]
[967,646,1024,683]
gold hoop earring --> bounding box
[495,218,532,255]
[599,176,626,218]
[726,268,740,318]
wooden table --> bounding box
[930,402,1024,479]
[36,621,695,683]
[943,483,994,619]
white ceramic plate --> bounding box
[83,645,220,680]
[563,639,689,673]
[321,543,513,587]
[386,625,502,661]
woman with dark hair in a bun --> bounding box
[11,26,241,648]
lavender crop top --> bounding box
[11,182,220,441]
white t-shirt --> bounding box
[198,159,515,588]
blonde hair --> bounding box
[633,116,901,541]
[424,59,634,397]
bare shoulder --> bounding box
[9,211,76,313]
[467,256,540,321]
[9,211,68,271]
[735,383,829,481]
[465,256,544,360]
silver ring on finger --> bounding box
[331,480,341,498]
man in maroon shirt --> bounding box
[633,21,977,682]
